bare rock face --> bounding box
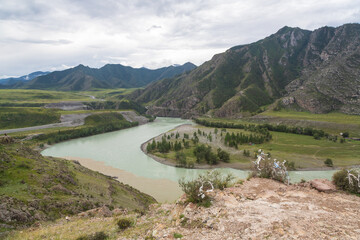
[310,179,336,192]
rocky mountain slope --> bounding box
[131,23,360,117]
[5,62,196,91]
[7,178,360,239]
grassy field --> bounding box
[261,110,360,125]
[0,107,60,129]
[80,88,138,100]
[257,110,360,137]
[0,88,138,104]
[151,125,360,170]
[0,89,90,103]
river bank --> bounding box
[63,156,183,203]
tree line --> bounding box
[37,121,138,144]
[194,118,328,138]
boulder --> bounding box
[310,179,336,192]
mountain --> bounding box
[130,23,360,117]
[0,71,49,86]
[6,62,196,91]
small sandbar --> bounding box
[64,156,183,203]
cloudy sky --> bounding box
[0,0,359,77]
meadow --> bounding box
[151,124,360,170]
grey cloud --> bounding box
[3,38,72,45]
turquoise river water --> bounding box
[42,117,336,201]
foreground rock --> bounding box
[143,178,360,239]
[310,179,336,192]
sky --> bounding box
[0,0,359,77]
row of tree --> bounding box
[224,132,269,148]
[194,118,327,138]
[146,137,190,153]
[37,121,138,144]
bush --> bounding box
[333,169,360,194]
[117,218,133,230]
[178,170,235,204]
[76,231,108,240]
[324,158,333,167]
[251,150,289,184]
[173,232,183,239]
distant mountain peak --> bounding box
[131,23,360,117]
[3,62,196,91]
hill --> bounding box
[4,63,196,91]
[0,71,49,86]
[130,23,360,117]
[0,141,156,232]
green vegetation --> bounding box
[178,170,235,205]
[0,107,60,129]
[324,158,333,167]
[0,89,90,104]
[0,143,156,231]
[173,232,183,239]
[333,169,360,194]
[261,110,360,125]
[35,113,137,144]
[195,118,328,139]
[117,218,134,230]
[76,231,109,240]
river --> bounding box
[42,117,336,202]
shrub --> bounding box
[285,161,296,170]
[324,158,333,167]
[173,232,183,239]
[251,150,289,184]
[178,170,235,204]
[76,231,108,240]
[333,169,360,194]
[117,218,133,230]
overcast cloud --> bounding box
[0,0,359,76]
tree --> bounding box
[176,152,187,167]
[217,148,230,163]
[324,158,333,167]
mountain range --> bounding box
[1,63,196,91]
[130,23,360,117]
[0,71,49,85]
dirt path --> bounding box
[0,113,91,134]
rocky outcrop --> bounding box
[142,178,360,239]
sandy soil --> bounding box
[63,156,183,203]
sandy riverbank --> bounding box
[63,156,183,203]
